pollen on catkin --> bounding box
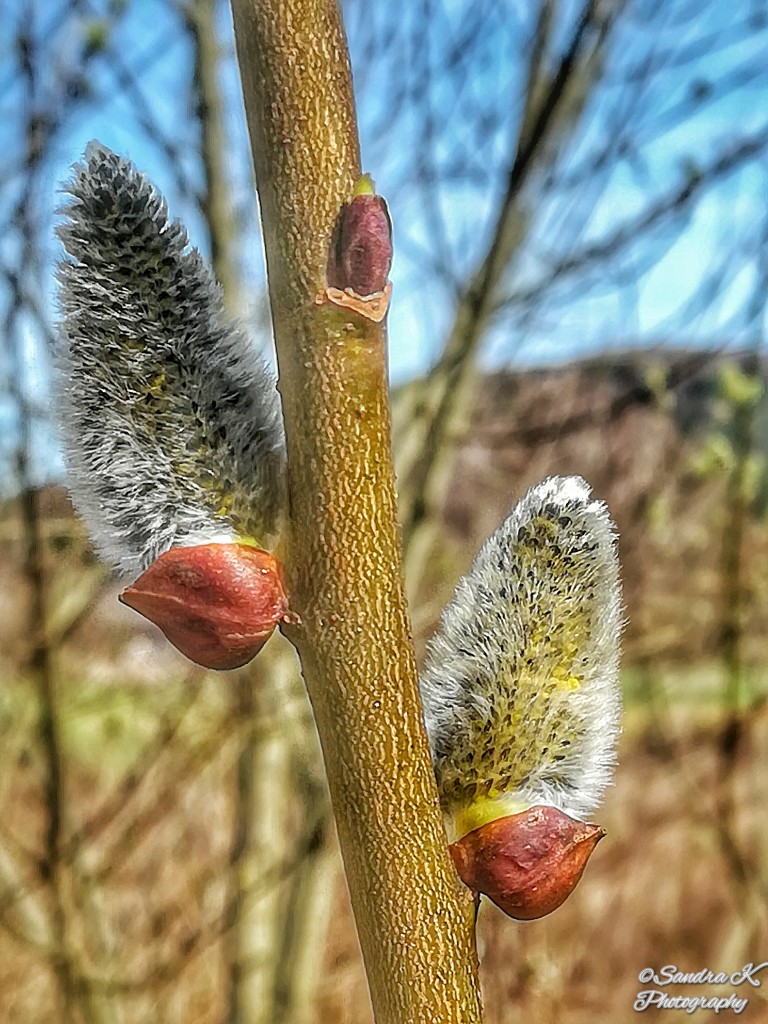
[420,475,622,837]
[56,143,285,575]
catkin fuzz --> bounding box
[420,476,622,839]
[56,143,285,574]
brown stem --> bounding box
[229,1,482,1020]
[224,663,290,1024]
[8,13,81,1019]
[186,0,242,311]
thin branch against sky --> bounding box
[0,0,767,490]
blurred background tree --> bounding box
[1,0,768,1021]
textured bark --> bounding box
[229,2,482,1021]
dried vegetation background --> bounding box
[2,352,768,1023]
[3,0,768,1020]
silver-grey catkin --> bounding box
[420,475,622,824]
[56,143,285,574]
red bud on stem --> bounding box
[449,805,605,921]
[120,543,292,670]
[317,175,393,323]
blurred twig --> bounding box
[396,0,618,600]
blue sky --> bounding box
[2,0,768,487]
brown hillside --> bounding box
[2,347,766,669]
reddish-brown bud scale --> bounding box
[327,191,392,297]
[449,805,605,921]
[120,543,291,670]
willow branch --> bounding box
[229,1,482,1020]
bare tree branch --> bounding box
[229,0,482,1019]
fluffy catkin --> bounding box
[56,143,285,575]
[420,476,622,833]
